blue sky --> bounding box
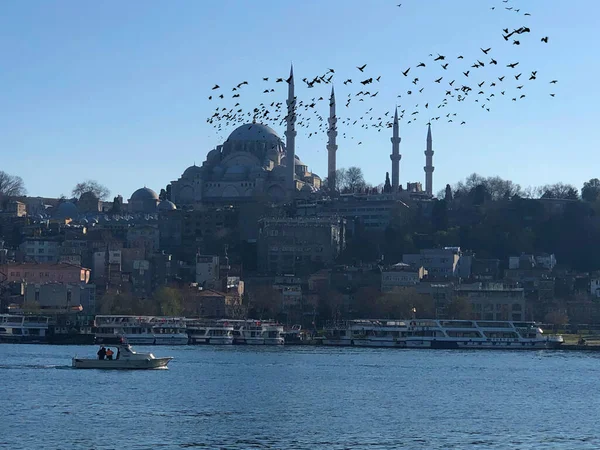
[0,0,597,199]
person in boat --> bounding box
[97,346,106,360]
[106,348,114,360]
[116,348,121,360]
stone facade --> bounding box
[257,216,345,275]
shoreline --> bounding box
[2,340,600,351]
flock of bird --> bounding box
[205,0,558,144]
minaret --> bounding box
[390,106,401,191]
[285,64,297,193]
[424,123,435,195]
[327,86,338,191]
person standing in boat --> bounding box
[106,348,114,360]
[97,346,106,360]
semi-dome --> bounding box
[226,123,281,143]
[130,187,159,201]
[223,164,249,181]
[281,154,306,167]
[183,165,203,178]
[158,200,177,211]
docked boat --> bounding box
[224,319,285,345]
[283,325,306,345]
[323,319,564,349]
[95,315,189,345]
[0,314,50,343]
[48,314,96,345]
[72,344,173,369]
[185,319,234,345]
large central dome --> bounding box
[226,123,281,143]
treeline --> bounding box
[342,174,600,273]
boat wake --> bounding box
[0,363,71,370]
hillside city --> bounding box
[1,75,599,332]
[2,157,600,332]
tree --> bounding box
[444,184,453,202]
[152,287,183,316]
[0,171,26,197]
[247,285,281,319]
[445,297,471,319]
[159,189,167,201]
[323,168,348,192]
[72,180,110,201]
[383,172,392,193]
[344,166,366,192]
[582,178,600,202]
[539,182,579,200]
[453,173,522,201]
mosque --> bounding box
[125,65,436,214]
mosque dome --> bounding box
[226,123,281,143]
[281,154,306,167]
[212,165,225,179]
[183,165,203,178]
[129,187,159,214]
[54,202,79,219]
[158,200,177,211]
[130,187,159,202]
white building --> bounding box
[381,263,426,292]
[591,278,600,298]
[403,247,470,279]
[21,237,61,263]
[195,255,219,286]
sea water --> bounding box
[0,344,598,449]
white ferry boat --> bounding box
[185,319,234,345]
[0,314,50,343]
[95,315,189,345]
[223,319,285,345]
[323,319,563,349]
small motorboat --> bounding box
[72,344,173,370]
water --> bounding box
[0,345,598,449]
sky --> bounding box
[0,0,598,199]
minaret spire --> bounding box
[327,85,338,192]
[424,123,435,196]
[285,63,297,194]
[390,106,401,191]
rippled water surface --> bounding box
[0,344,599,449]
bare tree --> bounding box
[453,173,522,201]
[72,180,111,201]
[539,182,579,200]
[323,168,348,192]
[0,171,26,197]
[344,166,366,193]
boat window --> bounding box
[441,321,474,328]
[446,330,482,338]
[476,321,512,328]
[483,331,519,339]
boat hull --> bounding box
[72,357,172,370]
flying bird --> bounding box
[357,64,367,72]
